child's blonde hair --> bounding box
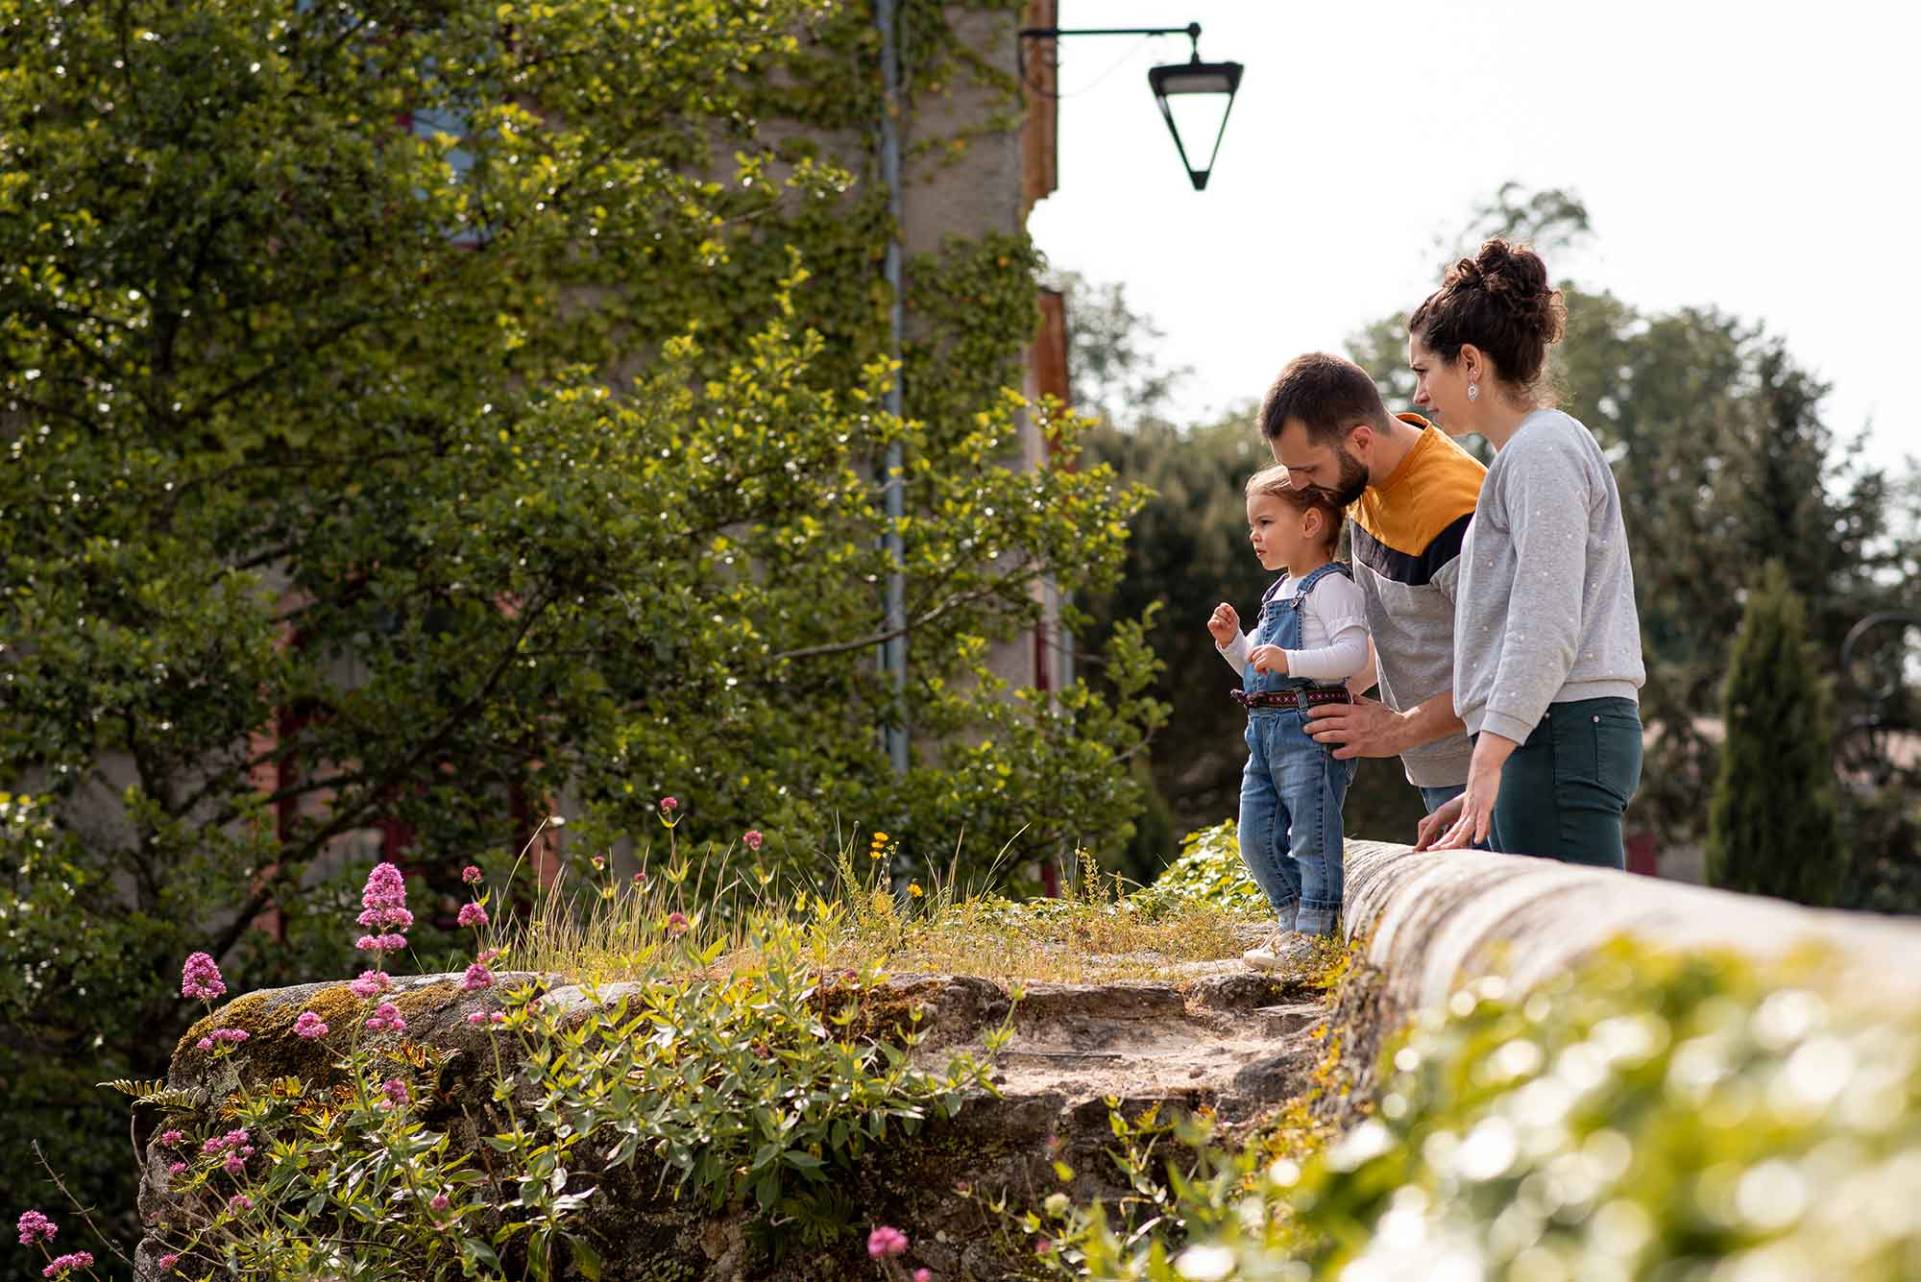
[1245,465,1344,552]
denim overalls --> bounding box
[1237,561,1358,937]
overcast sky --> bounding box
[1027,0,1918,472]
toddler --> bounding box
[1206,467,1368,969]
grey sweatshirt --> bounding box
[1453,409,1645,743]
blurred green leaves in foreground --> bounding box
[1032,937,1921,1282]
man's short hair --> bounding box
[1258,352,1393,447]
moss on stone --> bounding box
[390,979,464,1020]
[818,977,940,1049]
[175,984,362,1086]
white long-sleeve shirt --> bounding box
[1217,570,1371,682]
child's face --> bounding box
[1246,493,1316,572]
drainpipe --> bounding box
[876,0,909,775]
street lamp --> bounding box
[1148,50,1243,191]
[1019,21,1245,191]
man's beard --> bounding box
[1326,447,1369,506]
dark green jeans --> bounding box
[1489,697,1643,870]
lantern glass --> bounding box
[1147,59,1244,191]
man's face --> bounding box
[1271,418,1369,506]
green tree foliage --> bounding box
[1034,941,1921,1281]
[0,0,1162,1249]
[1049,269,1190,430]
[1453,180,1596,256]
[1706,563,1847,903]
[1082,415,1266,833]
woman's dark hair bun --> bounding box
[1411,237,1566,391]
[1471,239,1564,346]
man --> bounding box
[1257,352,1484,814]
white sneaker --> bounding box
[1242,932,1314,972]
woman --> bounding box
[1409,239,1646,868]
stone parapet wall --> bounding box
[1343,838,1921,1017]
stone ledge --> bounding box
[1344,839,1921,1017]
[138,956,1335,1280]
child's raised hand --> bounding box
[1206,603,1240,646]
[1248,645,1289,675]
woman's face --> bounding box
[1408,333,1473,436]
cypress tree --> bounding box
[1706,562,1847,903]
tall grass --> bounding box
[487,827,1258,988]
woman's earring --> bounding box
[1467,383,1480,402]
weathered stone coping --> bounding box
[1344,839,1921,1017]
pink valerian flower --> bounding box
[381,1079,409,1108]
[16,1210,56,1246]
[157,1130,184,1148]
[867,1225,909,1260]
[461,962,493,991]
[364,1003,406,1033]
[222,1151,248,1176]
[429,1193,450,1211]
[360,862,408,917]
[456,902,488,929]
[658,795,679,813]
[461,864,484,885]
[1035,1239,1053,1256]
[167,1162,187,1178]
[354,863,411,955]
[157,1253,180,1271]
[466,1011,506,1026]
[180,952,226,1003]
[476,947,501,965]
[915,1271,932,1282]
[293,1011,329,1040]
[632,870,647,887]
[200,1129,253,1158]
[742,829,764,852]
[226,1195,252,1214]
[349,970,392,999]
[40,1252,93,1278]
[663,911,690,937]
[204,1027,248,1044]
[354,904,414,931]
